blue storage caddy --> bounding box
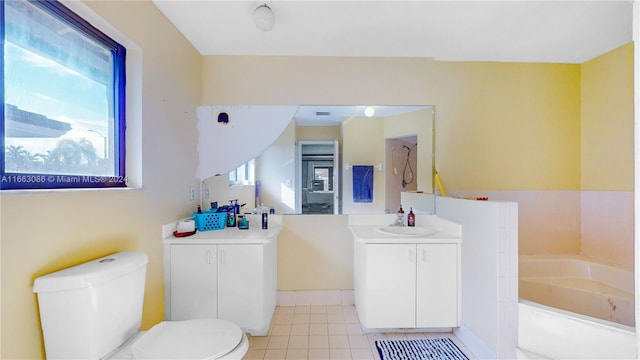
[193,211,227,231]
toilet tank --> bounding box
[33,251,148,359]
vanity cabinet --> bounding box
[415,244,459,327]
[354,237,461,329]
[163,227,279,336]
[169,244,218,320]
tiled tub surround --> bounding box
[435,197,519,360]
[243,305,476,360]
[450,191,634,322]
[580,190,634,268]
[443,191,634,358]
[449,190,634,268]
[519,254,634,326]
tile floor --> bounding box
[243,305,475,360]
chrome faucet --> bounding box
[393,212,405,226]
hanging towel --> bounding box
[353,165,374,203]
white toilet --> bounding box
[33,251,249,359]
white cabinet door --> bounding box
[365,244,416,328]
[170,244,217,320]
[217,244,262,330]
[416,243,458,327]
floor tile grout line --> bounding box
[248,305,475,360]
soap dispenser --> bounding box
[407,207,415,227]
[395,205,405,226]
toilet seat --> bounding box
[131,318,243,359]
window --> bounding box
[229,159,255,186]
[1,0,126,190]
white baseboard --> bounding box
[277,290,354,306]
[453,322,495,360]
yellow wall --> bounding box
[296,125,341,141]
[257,120,297,213]
[1,1,632,356]
[1,1,201,358]
[431,62,582,191]
[278,215,354,291]
[200,55,585,291]
[342,117,386,213]
[581,43,634,191]
[202,56,582,191]
[384,108,434,193]
[579,42,634,266]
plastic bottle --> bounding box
[197,205,202,214]
[234,199,241,215]
[226,200,236,227]
[238,215,249,230]
[396,205,405,226]
[408,207,415,227]
[262,212,268,229]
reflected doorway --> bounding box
[295,141,339,214]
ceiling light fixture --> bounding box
[364,106,375,117]
[254,4,275,32]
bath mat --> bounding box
[375,338,469,360]
[352,165,373,202]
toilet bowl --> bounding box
[33,252,249,360]
[108,319,249,360]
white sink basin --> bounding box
[376,226,436,237]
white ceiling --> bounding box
[152,0,633,64]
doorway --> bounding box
[296,141,339,214]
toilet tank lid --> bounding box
[33,251,149,293]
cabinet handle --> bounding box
[408,249,414,262]
[423,249,427,262]
[206,250,212,264]
[220,249,226,265]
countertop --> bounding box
[163,225,282,245]
[349,225,462,244]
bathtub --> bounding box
[519,254,634,326]
[518,300,636,359]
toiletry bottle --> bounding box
[239,214,249,230]
[226,200,236,227]
[197,205,202,214]
[234,200,241,215]
[408,207,415,227]
[398,205,405,224]
[262,212,268,229]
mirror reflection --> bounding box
[298,141,339,214]
[201,105,435,215]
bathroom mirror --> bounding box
[200,105,435,215]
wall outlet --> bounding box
[190,187,196,201]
